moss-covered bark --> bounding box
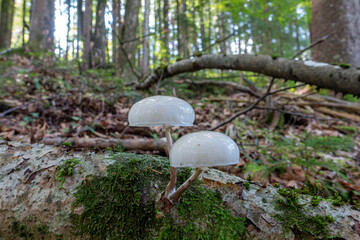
[1,139,360,239]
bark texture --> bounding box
[311,0,360,67]
[82,0,92,71]
[1,140,360,239]
[92,0,107,67]
[141,0,150,77]
[137,54,360,95]
[119,0,140,69]
[0,0,15,49]
[28,0,55,51]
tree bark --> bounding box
[141,0,150,77]
[65,0,71,60]
[162,0,169,61]
[1,140,359,239]
[28,0,55,51]
[136,54,360,96]
[180,0,189,58]
[311,0,360,67]
[0,0,15,49]
[82,0,92,71]
[118,0,140,70]
[92,0,107,67]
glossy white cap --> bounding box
[170,131,239,168]
[128,96,195,127]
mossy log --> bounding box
[1,139,360,239]
[136,54,360,96]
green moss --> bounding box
[56,158,82,189]
[71,153,246,240]
[11,221,32,238]
[330,62,351,69]
[243,182,250,190]
[274,188,335,239]
[61,141,72,147]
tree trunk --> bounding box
[175,0,181,57]
[0,140,359,239]
[118,0,140,71]
[137,54,360,96]
[76,0,84,59]
[162,0,169,61]
[0,0,15,49]
[199,0,206,52]
[112,0,119,64]
[92,0,106,67]
[311,0,360,67]
[191,0,198,53]
[82,0,92,71]
[180,0,189,58]
[65,0,71,60]
[28,0,55,52]
[141,0,150,77]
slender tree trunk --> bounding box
[118,0,140,71]
[191,0,198,53]
[218,12,227,54]
[181,0,189,58]
[112,0,121,77]
[163,0,169,61]
[311,0,360,67]
[76,0,84,59]
[207,0,212,54]
[176,0,181,57]
[22,0,27,47]
[82,0,92,71]
[65,0,71,60]
[199,0,206,52]
[141,0,150,77]
[92,0,106,67]
[0,0,15,49]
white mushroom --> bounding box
[128,95,195,197]
[167,131,239,203]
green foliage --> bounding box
[304,135,354,153]
[274,188,335,239]
[56,158,82,189]
[343,94,359,103]
[71,153,246,240]
[61,141,72,147]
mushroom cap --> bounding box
[170,131,239,168]
[128,96,195,127]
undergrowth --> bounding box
[70,153,245,239]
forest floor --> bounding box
[1,54,360,207]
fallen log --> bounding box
[136,54,360,96]
[42,137,167,152]
[1,139,360,239]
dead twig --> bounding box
[291,34,332,59]
[210,77,276,131]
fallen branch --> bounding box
[136,54,360,95]
[209,78,276,131]
[43,137,167,151]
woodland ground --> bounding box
[1,54,360,208]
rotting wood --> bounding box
[43,137,167,151]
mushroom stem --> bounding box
[164,125,176,197]
[168,168,203,203]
